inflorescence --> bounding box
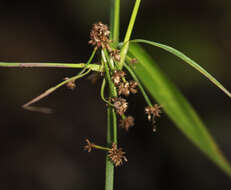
[84,22,163,166]
[17,21,162,167]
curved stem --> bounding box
[22,69,91,113]
[124,62,152,106]
[100,78,114,106]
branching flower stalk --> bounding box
[0,0,231,189]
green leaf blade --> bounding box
[131,39,231,98]
[128,43,231,177]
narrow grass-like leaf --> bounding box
[128,43,231,177]
[130,39,231,98]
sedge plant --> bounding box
[0,0,231,189]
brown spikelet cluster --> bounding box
[89,22,110,49]
[64,77,76,90]
[108,143,128,167]
[145,104,162,121]
[119,116,135,131]
[110,49,121,62]
[111,70,126,86]
[84,139,95,152]
[111,97,128,116]
[118,81,138,96]
[83,21,164,170]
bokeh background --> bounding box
[0,0,231,190]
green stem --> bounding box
[105,107,114,190]
[103,49,116,71]
[79,47,97,75]
[104,61,118,190]
[105,1,120,189]
[124,62,152,106]
[118,0,141,69]
[110,0,120,44]
[0,62,102,71]
[100,78,114,106]
[93,144,111,151]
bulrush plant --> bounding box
[0,0,231,189]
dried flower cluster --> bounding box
[84,22,163,167]
[145,104,162,131]
[108,143,127,167]
[110,49,121,62]
[145,104,162,120]
[64,77,76,90]
[111,70,126,85]
[84,139,127,167]
[89,22,110,49]
[118,81,138,96]
[84,139,95,152]
[111,97,128,116]
[119,116,135,131]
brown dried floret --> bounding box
[118,82,130,96]
[88,22,110,49]
[110,49,121,62]
[64,77,76,90]
[108,143,128,167]
[118,81,138,96]
[145,104,162,121]
[111,97,128,115]
[111,70,126,86]
[128,81,138,94]
[84,139,95,152]
[120,116,135,131]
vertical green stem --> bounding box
[110,0,120,44]
[105,107,114,190]
[105,64,118,190]
[105,1,120,189]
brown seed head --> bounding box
[88,22,110,49]
[84,139,95,152]
[111,97,128,115]
[145,104,162,121]
[118,82,130,96]
[120,116,135,131]
[64,77,76,90]
[111,70,126,86]
[118,81,138,96]
[108,143,128,167]
[110,49,121,62]
[129,81,138,94]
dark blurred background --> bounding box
[0,0,230,190]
